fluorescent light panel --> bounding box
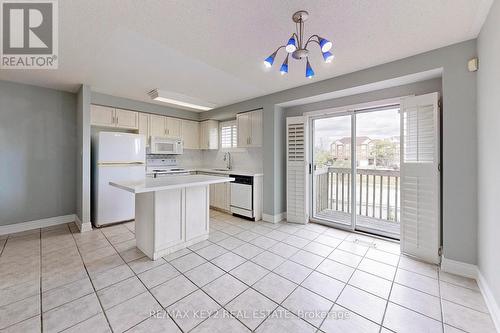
[149,89,215,111]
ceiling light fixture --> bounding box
[280,54,289,75]
[263,10,334,78]
[148,89,215,111]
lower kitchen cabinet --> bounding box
[209,177,231,212]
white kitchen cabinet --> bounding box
[204,173,230,212]
[91,105,115,127]
[185,186,210,241]
[149,114,166,137]
[237,113,251,147]
[199,120,219,150]
[210,181,231,212]
[91,105,139,130]
[149,115,182,138]
[237,109,262,147]
[182,120,200,149]
[138,113,150,145]
[115,108,138,129]
[250,110,263,146]
[166,117,182,138]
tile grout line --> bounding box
[438,268,446,333]
[39,228,43,333]
[113,223,450,333]
[0,220,414,330]
[252,232,345,332]
[68,224,115,333]
[99,227,185,333]
[0,235,7,256]
[320,238,383,331]
[6,215,486,333]
[379,254,401,332]
[215,219,395,331]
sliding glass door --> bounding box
[312,113,354,229]
[311,106,401,239]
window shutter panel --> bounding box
[400,92,440,264]
[220,121,237,149]
[287,116,309,224]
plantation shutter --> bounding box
[400,92,440,264]
[220,121,237,149]
[287,116,309,224]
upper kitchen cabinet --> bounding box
[166,117,182,138]
[90,105,114,127]
[90,105,139,130]
[182,120,200,149]
[200,120,219,150]
[115,108,139,129]
[149,114,166,137]
[138,113,150,144]
[237,109,262,147]
[149,115,182,138]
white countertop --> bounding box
[110,175,235,194]
[145,168,264,177]
[195,168,263,177]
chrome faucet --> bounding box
[223,152,232,170]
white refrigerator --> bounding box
[93,132,146,227]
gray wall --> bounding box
[203,40,478,265]
[477,0,500,306]
[92,92,200,121]
[0,80,76,225]
[284,78,443,116]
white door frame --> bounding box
[307,98,407,238]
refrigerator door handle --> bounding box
[98,162,145,166]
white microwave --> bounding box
[150,137,183,155]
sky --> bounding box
[314,108,400,150]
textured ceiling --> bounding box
[0,0,492,111]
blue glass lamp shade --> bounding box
[305,59,314,78]
[285,36,297,53]
[318,37,332,52]
[264,50,278,68]
[280,54,289,74]
[322,51,334,63]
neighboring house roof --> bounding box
[332,136,371,146]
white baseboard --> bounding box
[477,270,500,331]
[441,256,478,279]
[75,215,93,233]
[441,256,500,332]
[262,212,286,224]
[0,214,76,236]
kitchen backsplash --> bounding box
[146,147,262,172]
[202,148,263,172]
[176,150,205,168]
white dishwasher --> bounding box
[230,175,254,219]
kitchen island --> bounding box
[110,175,234,260]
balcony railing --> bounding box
[315,166,400,234]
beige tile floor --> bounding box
[0,210,496,333]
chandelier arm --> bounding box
[295,23,300,47]
[274,45,287,54]
[292,32,299,47]
[304,35,320,49]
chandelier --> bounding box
[264,10,333,78]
